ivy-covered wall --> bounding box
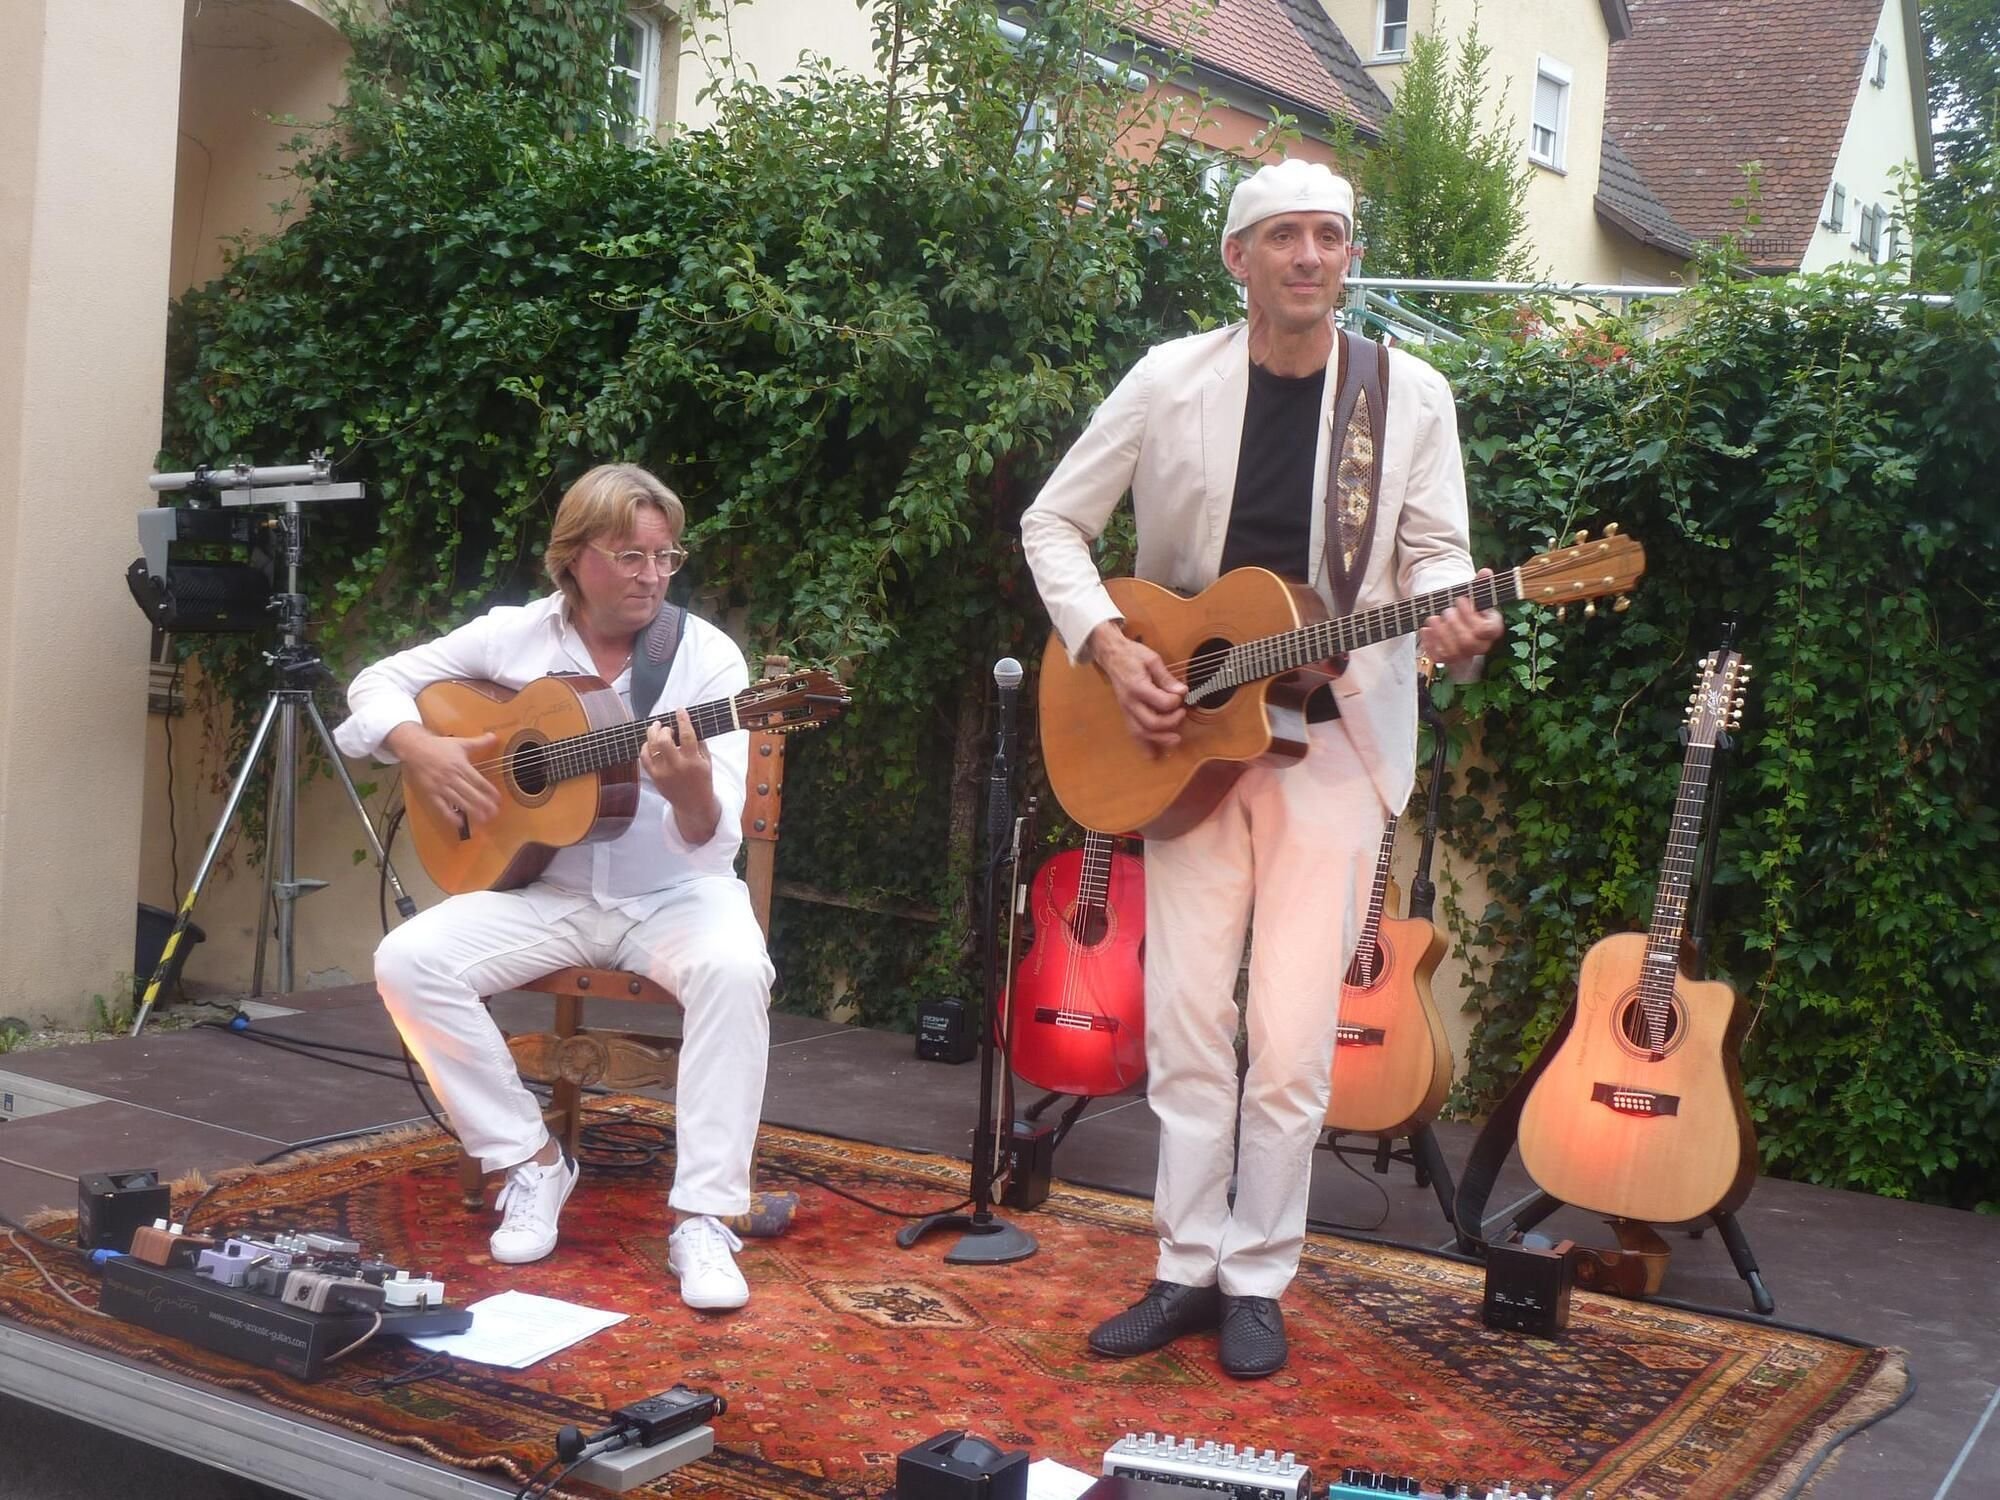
[160,2,1999,1207]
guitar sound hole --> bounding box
[1068,907,1110,946]
[510,742,551,797]
[1616,994,1683,1053]
[1186,636,1238,709]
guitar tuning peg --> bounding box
[1603,521,1620,536]
[1613,595,1631,613]
[1574,529,1590,545]
[1583,601,1597,618]
[1554,605,1568,622]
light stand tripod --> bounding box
[129,457,416,1036]
[896,658,1037,1264]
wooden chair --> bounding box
[455,656,793,1208]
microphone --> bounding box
[988,658,1023,861]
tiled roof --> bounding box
[1594,133,1696,258]
[1129,0,1387,136]
[1604,0,1885,271]
[1271,0,1391,137]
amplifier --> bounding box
[100,1256,470,1381]
[1103,1433,1312,1500]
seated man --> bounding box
[335,463,773,1310]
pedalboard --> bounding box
[1103,1433,1312,1500]
[1328,1479,1561,1499]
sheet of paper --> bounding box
[408,1288,627,1368]
[1027,1457,1098,1500]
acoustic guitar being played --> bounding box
[405,668,847,894]
[1515,646,1759,1226]
[1009,831,1146,1099]
[1037,532,1646,836]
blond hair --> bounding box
[543,463,686,609]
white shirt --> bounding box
[334,592,751,918]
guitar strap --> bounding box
[1323,329,1390,616]
[628,600,686,717]
[1453,1000,1672,1297]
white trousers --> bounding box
[1144,722,1386,1298]
[373,876,775,1216]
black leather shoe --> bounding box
[1218,1294,1287,1378]
[1088,1280,1222,1357]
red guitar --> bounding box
[1009,832,1146,1097]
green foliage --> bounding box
[1924,0,1999,172]
[0,1017,27,1055]
[1348,17,1534,287]
[162,0,1237,1030]
[1432,259,2000,1209]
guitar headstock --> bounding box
[738,667,851,734]
[1516,525,1647,619]
[1684,649,1751,747]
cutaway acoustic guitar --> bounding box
[406,668,847,894]
[1516,646,1758,1225]
[1326,815,1453,1137]
[1038,532,1646,837]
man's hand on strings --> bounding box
[387,725,500,827]
[1087,620,1187,750]
[1418,567,1504,667]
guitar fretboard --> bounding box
[1189,573,1515,703]
[1345,816,1400,988]
[531,694,743,785]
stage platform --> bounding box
[0,982,1992,1500]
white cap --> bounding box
[1222,159,1355,256]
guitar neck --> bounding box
[549,691,746,782]
[1075,831,1116,921]
[1345,817,1399,988]
[1635,738,1716,1037]
[1195,572,1518,701]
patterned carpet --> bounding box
[1,1098,1903,1499]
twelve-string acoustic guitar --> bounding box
[1516,645,1759,1226]
[1038,530,1647,837]
[405,668,848,894]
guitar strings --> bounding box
[458,681,828,780]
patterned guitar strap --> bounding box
[1324,328,1390,615]
[627,600,686,719]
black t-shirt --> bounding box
[1220,360,1327,578]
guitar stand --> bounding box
[1317,1124,1457,1230]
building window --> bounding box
[1855,204,1882,262]
[1871,41,1888,87]
[1885,219,1901,262]
[1823,183,1846,230]
[1530,58,1572,171]
[1377,0,1409,57]
[609,10,662,145]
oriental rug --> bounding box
[0,1099,1903,1499]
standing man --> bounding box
[335,463,773,1310]
[1021,160,1501,1377]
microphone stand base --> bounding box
[895,1212,1038,1264]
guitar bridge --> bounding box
[1591,1083,1680,1117]
[1034,1008,1120,1034]
[1335,1024,1386,1047]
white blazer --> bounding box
[1020,319,1476,814]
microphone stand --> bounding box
[897,662,1038,1264]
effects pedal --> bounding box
[128,1220,215,1269]
[1103,1433,1312,1500]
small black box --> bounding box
[916,998,977,1063]
[76,1169,173,1254]
[1000,1121,1054,1211]
[1482,1237,1574,1336]
[896,1430,1029,1500]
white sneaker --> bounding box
[668,1215,749,1309]
[489,1152,578,1264]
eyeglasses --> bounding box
[589,543,688,577]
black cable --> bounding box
[517,1450,592,1500]
[1305,1136,1394,1234]
[351,1349,455,1395]
[0,1206,97,1263]
[182,1119,457,1232]
[377,796,406,935]
[1774,1364,1918,1500]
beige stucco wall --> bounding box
[173,0,352,293]
[664,0,882,133]
[1801,0,1922,275]
[0,0,186,1027]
